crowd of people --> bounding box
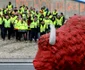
[0,2,65,42]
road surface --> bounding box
[0,63,35,70]
[0,58,35,70]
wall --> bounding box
[0,0,85,18]
[0,0,15,8]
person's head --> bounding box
[57,15,60,19]
[9,2,11,5]
[41,20,44,25]
[41,7,43,11]
[33,8,35,12]
[51,16,55,21]
[36,11,38,14]
[40,14,44,18]
[61,12,63,16]
[54,9,57,12]
[17,17,19,21]
[20,6,22,9]
[6,15,9,19]
[14,7,17,10]
[19,17,22,21]
[26,6,28,9]
[34,16,37,22]
[43,6,46,10]
[30,7,33,10]
[45,15,49,19]
[23,5,25,7]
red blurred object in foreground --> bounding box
[33,15,85,70]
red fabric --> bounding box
[27,17,32,26]
[33,15,85,70]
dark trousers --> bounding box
[56,25,61,28]
[30,28,38,41]
[10,24,15,37]
[4,28,11,40]
[18,31,22,41]
[27,30,31,40]
[0,25,5,40]
[15,30,19,40]
[16,30,27,41]
[40,32,46,36]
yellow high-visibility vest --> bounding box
[22,21,28,30]
[14,20,20,29]
[52,21,57,26]
[40,24,46,33]
[0,17,3,25]
[8,5,12,10]
[52,11,58,15]
[0,11,3,16]
[43,11,47,17]
[61,16,64,23]
[44,19,52,28]
[30,22,35,29]
[4,18,11,28]
[56,18,62,26]
[30,21,38,28]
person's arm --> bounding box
[12,5,13,8]
[2,19,5,27]
[62,16,65,25]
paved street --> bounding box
[0,38,38,58]
[0,62,35,70]
[0,38,38,70]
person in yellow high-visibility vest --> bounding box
[18,20,28,30]
[3,15,11,40]
[51,16,57,28]
[7,2,13,11]
[56,15,62,28]
[20,5,25,13]
[60,12,65,25]
[30,16,38,42]
[0,15,3,26]
[18,9,23,15]
[10,15,18,37]
[40,20,47,36]
[14,18,19,30]
[14,18,20,40]
[3,8,7,15]
[39,14,44,23]
[44,15,52,32]
[18,19,28,41]
[0,15,4,40]
[0,9,3,16]
[52,9,58,17]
